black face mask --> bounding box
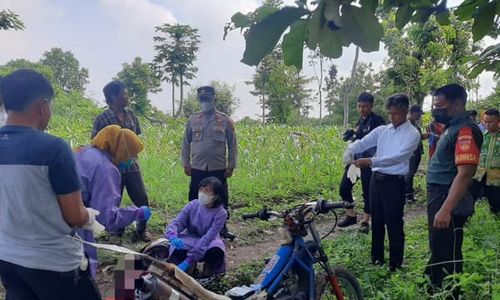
[432,108,452,124]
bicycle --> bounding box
[135,200,363,300]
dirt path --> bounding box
[0,204,427,299]
[225,204,427,270]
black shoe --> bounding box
[389,265,402,272]
[220,226,236,241]
[338,215,357,228]
[405,193,415,204]
[359,221,370,233]
[372,260,384,267]
[137,228,153,242]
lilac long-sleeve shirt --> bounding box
[165,200,227,264]
[75,146,142,277]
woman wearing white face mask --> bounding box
[164,177,227,275]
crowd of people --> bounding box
[340,86,498,296]
[0,69,497,299]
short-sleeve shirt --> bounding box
[0,125,83,272]
[427,113,483,186]
[91,108,142,173]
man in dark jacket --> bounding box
[338,92,385,233]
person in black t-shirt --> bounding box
[338,93,385,232]
[405,105,424,203]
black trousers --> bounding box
[405,153,422,197]
[425,184,468,288]
[339,164,372,214]
[0,259,101,300]
[369,172,406,268]
[168,248,225,275]
[189,169,229,208]
[121,171,149,231]
[471,175,500,215]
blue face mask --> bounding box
[118,159,134,172]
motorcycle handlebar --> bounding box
[315,199,354,213]
[242,212,260,220]
[242,200,354,221]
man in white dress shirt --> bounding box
[343,94,420,271]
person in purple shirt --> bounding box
[165,177,227,276]
[76,125,152,277]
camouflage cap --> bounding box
[197,86,215,96]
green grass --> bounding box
[46,93,498,299]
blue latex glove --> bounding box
[170,237,184,249]
[137,206,152,221]
[177,260,191,272]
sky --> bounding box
[0,0,497,120]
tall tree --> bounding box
[243,0,284,124]
[265,49,312,123]
[40,47,89,93]
[153,24,200,117]
[182,81,240,117]
[0,59,54,82]
[0,9,24,31]
[342,46,359,126]
[381,14,478,106]
[115,57,162,114]
[308,48,328,119]
[247,54,273,123]
[325,62,380,125]
[248,48,311,124]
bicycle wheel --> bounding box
[315,268,363,300]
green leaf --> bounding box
[306,3,324,49]
[324,0,341,25]
[340,5,383,52]
[318,24,342,58]
[469,63,487,78]
[395,4,414,30]
[283,20,307,69]
[411,7,434,23]
[241,6,309,66]
[472,1,496,41]
[360,0,378,13]
[435,10,450,26]
[231,12,251,28]
[383,0,397,10]
[254,6,280,22]
[455,0,481,20]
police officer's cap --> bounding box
[197,86,215,96]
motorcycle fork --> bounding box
[307,222,345,300]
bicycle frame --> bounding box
[254,221,336,300]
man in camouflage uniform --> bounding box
[181,86,238,240]
[425,84,483,294]
[472,108,499,215]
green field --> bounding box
[20,93,500,299]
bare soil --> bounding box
[0,204,427,299]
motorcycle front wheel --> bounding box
[315,268,363,300]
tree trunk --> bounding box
[343,46,359,127]
[171,81,175,117]
[319,54,323,119]
[262,93,266,124]
[176,75,184,117]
